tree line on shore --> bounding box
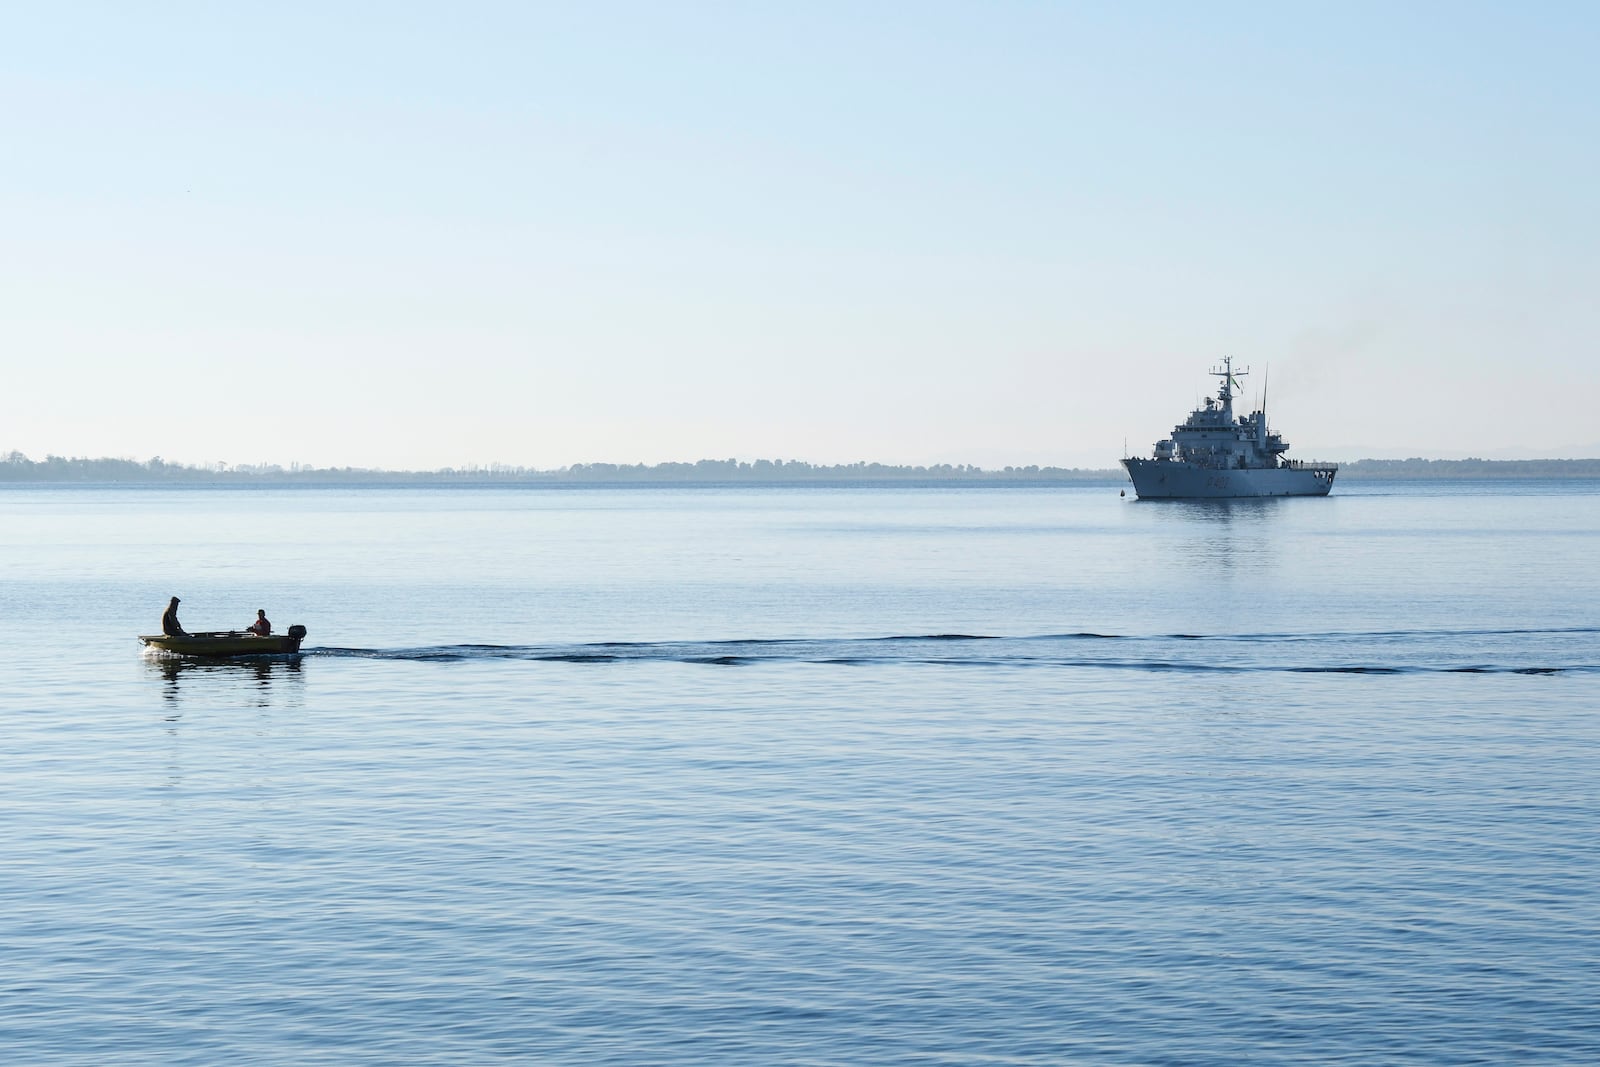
[1338,457,1600,478]
[0,453,1112,483]
[3,451,1598,483]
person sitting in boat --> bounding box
[162,596,185,636]
[247,609,271,637]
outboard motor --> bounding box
[287,624,307,641]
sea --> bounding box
[3,480,1598,1065]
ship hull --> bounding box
[1122,459,1335,499]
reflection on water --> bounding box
[1145,497,1288,574]
[1150,497,1287,522]
[145,652,305,706]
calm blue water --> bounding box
[3,481,1598,1065]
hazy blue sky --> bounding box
[3,2,1596,469]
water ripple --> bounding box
[302,627,1600,676]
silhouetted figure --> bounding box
[162,596,185,636]
[247,609,271,636]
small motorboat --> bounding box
[141,624,308,657]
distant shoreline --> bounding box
[5,454,1600,484]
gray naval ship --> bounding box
[1122,357,1337,498]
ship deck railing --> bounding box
[1285,459,1339,470]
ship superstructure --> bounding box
[1121,357,1336,498]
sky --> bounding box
[2,1,1597,470]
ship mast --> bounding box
[1262,364,1269,430]
[1210,355,1248,421]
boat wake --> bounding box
[305,627,1600,676]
